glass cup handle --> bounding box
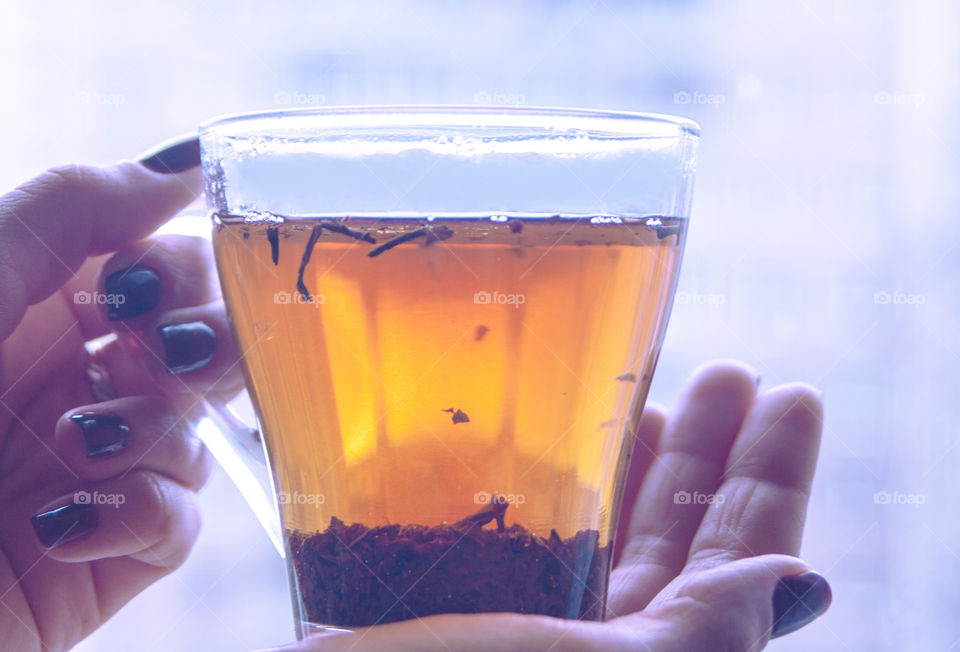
[156,209,284,556]
[197,397,285,556]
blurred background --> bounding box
[2,1,957,650]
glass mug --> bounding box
[193,106,699,637]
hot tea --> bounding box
[213,214,685,627]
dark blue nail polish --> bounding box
[138,136,200,174]
[771,571,832,638]
[31,503,98,549]
[70,413,129,458]
[104,265,162,320]
[157,321,216,374]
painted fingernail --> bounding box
[31,502,98,549]
[771,571,832,638]
[70,413,129,458]
[157,321,216,374]
[138,135,200,174]
[104,265,162,320]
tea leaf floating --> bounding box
[294,222,378,300]
[267,226,279,265]
[320,221,377,243]
[442,407,471,424]
[296,225,324,301]
[367,227,428,258]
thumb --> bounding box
[0,136,201,340]
[639,554,832,651]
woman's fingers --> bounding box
[94,235,219,332]
[683,383,824,572]
[31,469,201,569]
[607,360,758,615]
[83,235,245,398]
[54,396,212,491]
[124,300,244,397]
[0,160,200,340]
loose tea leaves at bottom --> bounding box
[289,512,610,627]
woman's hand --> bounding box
[0,146,244,652]
[273,361,830,652]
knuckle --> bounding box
[41,164,106,198]
[136,471,200,569]
[170,425,209,485]
[140,470,176,536]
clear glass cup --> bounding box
[197,106,699,636]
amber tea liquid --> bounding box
[213,215,685,626]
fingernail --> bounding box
[104,265,162,320]
[157,321,216,374]
[31,502,98,549]
[70,413,129,458]
[138,135,200,174]
[771,571,832,638]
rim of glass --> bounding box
[198,105,700,140]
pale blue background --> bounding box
[1,1,956,650]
